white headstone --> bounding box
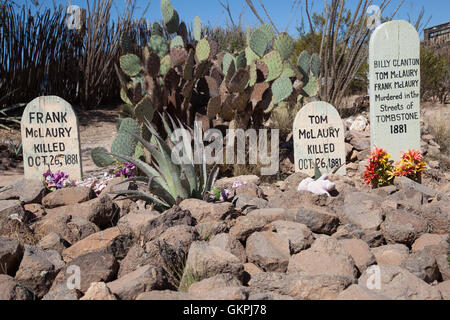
[21,96,82,181]
[369,20,421,161]
[293,101,346,176]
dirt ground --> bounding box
[0,101,449,188]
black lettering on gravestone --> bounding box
[293,101,346,176]
[21,96,82,180]
[369,20,421,161]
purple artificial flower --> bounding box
[232,181,247,189]
[220,188,231,201]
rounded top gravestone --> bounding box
[21,96,82,181]
[369,20,421,161]
[293,101,346,176]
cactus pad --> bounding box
[222,53,235,74]
[207,96,221,120]
[245,47,259,66]
[194,60,210,79]
[170,35,184,49]
[271,76,293,104]
[183,50,195,80]
[301,75,319,97]
[281,61,295,78]
[170,46,188,67]
[208,40,218,59]
[177,22,188,42]
[145,51,161,78]
[205,76,219,97]
[263,50,283,82]
[273,33,294,60]
[149,35,169,58]
[120,87,132,105]
[297,50,311,77]
[249,28,270,58]
[250,82,270,108]
[194,16,202,41]
[310,53,321,78]
[152,22,163,37]
[235,51,247,69]
[165,10,180,34]
[159,55,172,76]
[228,68,250,93]
[260,24,274,41]
[195,38,211,62]
[161,0,175,26]
[111,132,138,158]
[120,54,142,77]
[249,61,257,87]
[224,59,236,84]
[120,32,132,53]
[91,147,115,167]
[134,96,155,123]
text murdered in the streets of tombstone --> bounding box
[372,58,420,135]
[24,111,79,168]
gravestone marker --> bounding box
[293,101,346,176]
[369,20,421,161]
[21,96,82,181]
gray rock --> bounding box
[246,231,290,272]
[294,206,339,235]
[0,237,24,276]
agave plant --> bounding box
[105,113,219,211]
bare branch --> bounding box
[218,0,236,28]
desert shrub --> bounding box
[420,46,450,103]
[0,1,149,109]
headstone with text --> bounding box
[369,20,421,161]
[293,101,346,176]
[21,96,82,181]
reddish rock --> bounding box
[62,227,133,262]
[81,282,117,300]
[179,199,232,223]
[106,265,169,300]
[339,238,376,273]
[42,187,95,208]
[0,274,33,300]
[51,252,119,293]
[0,237,24,276]
[209,233,246,263]
[371,244,409,266]
[288,237,358,281]
[246,231,290,272]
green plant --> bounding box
[105,114,220,211]
[0,103,24,130]
[7,139,22,159]
[421,45,450,103]
[90,118,142,167]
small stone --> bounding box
[246,231,290,272]
[401,250,441,283]
[62,227,133,263]
[0,274,34,300]
[270,220,314,254]
[209,233,246,263]
[0,237,24,276]
[339,238,376,273]
[80,282,117,300]
[294,206,340,235]
[358,264,441,300]
[42,187,95,208]
[106,265,169,300]
[371,244,410,266]
[179,199,232,223]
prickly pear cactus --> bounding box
[120,54,142,77]
[273,33,294,61]
[272,77,293,104]
[193,16,202,42]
